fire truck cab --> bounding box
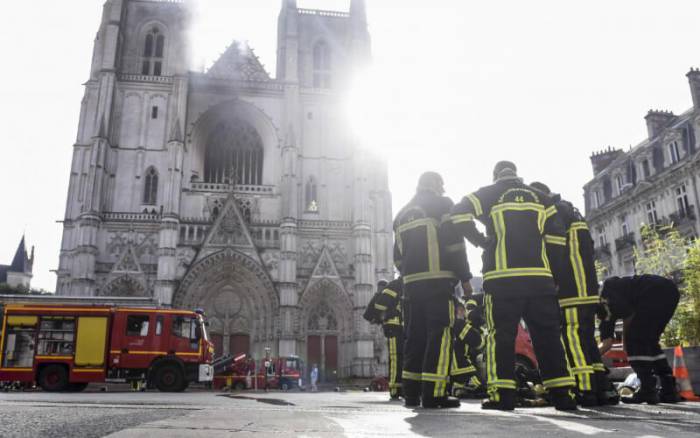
[0,304,214,392]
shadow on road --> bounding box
[217,394,295,406]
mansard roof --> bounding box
[206,42,271,82]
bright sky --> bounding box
[1,0,699,291]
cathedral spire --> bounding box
[350,0,367,24]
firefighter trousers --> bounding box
[484,293,575,401]
[386,329,404,397]
[561,304,602,392]
[626,286,679,390]
[402,279,455,401]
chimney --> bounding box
[687,67,700,109]
[590,146,623,176]
[645,110,675,139]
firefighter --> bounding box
[598,275,681,404]
[530,181,617,406]
[450,298,481,397]
[363,280,389,326]
[374,278,405,400]
[394,171,472,409]
[451,161,577,411]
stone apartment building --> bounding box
[583,69,700,277]
[55,0,393,380]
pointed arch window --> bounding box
[312,41,332,88]
[141,27,165,76]
[143,167,158,205]
[204,119,264,186]
[306,176,319,212]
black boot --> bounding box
[576,391,599,407]
[622,373,659,405]
[658,375,681,404]
[481,389,515,411]
[404,396,420,408]
[595,371,619,406]
[422,396,461,409]
[550,388,578,411]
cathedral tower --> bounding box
[57,0,392,380]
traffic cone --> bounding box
[673,346,700,402]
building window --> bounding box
[646,201,658,225]
[597,226,608,247]
[151,106,158,119]
[312,41,332,88]
[204,119,264,185]
[676,184,691,215]
[141,27,165,76]
[126,315,150,337]
[305,176,319,212]
[143,167,158,205]
[591,190,601,209]
[621,216,629,236]
[669,141,680,164]
[641,159,651,179]
[615,174,625,195]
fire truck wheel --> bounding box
[154,364,186,392]
[38,365,69,392]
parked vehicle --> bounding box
[0,304,214,392]
[214,355,303,391]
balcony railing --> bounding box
[189,182,274,194]
[615,232,636,251]
[670,205,696,226]
[594,243,611,260]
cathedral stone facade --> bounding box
[56,0,393,379]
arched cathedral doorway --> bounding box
[173,249,278,359]
[299,279,353,382]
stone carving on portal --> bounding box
[99,242,149,297]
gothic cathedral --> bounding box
[56,0,393,379]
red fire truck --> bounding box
[214,355,303,391]
[0,304,214,392]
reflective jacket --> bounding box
[374,278,403,337]
[394,190,471,286]
[552,196,600,307]
[450,177,566,296]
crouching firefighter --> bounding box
[451,161,577,411]
[449,298,479,396]
[598,275,681,404]
[374,278,405,400]
[530,182,618,406]
[394,171,472,409]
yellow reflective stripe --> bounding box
[491,202,545,215]
[558,296,600,307]
[467,193,483,216]
[459,323,471,341]
[537,208,546,234]
[564,307,592,391]
[383,288,398,298]
[427,220,440,273]
[403,271,455,283]
[389,337,397,389]
[449,299,455,327]
[493,211,508,271]
[422,372,449,383]
[544,235,567,246]
[446,242,466,252]
[485,294,498,389]
[483,268,552,281]
[385,317,401,325]
[542,376,576,389]
[433,327,452,397]
[451,213,475,224]
[545,205,557,219]
[402,370,422,381]
[570,221,589,231]
[396,217,439,234]
[570,366,595,373]
[396,233,403,255]
[568,228,588,297]
[592,363,606,372]
[451,365,477,376]
[541,238,551,273]
[374,304,388,311]
[489,379,517,388]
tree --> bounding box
[632,224,700,346]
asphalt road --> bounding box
[1,388,700,437]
